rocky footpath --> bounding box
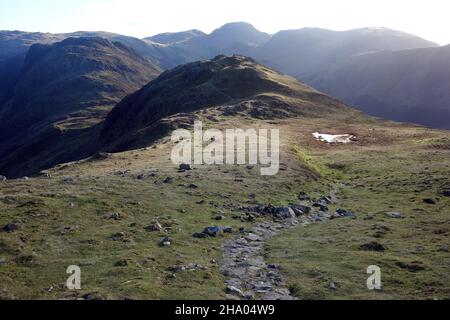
[221,189,356,300]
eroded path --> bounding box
[221,188,352,300]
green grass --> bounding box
[1,116,449,300]
[267,127,450,300]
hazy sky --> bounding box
[1,0,449,45]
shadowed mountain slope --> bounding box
[254,27,438,79]
[0,37,162,178]
[308,45,450,129]
[100,55,358,151]
[0,55,359,177]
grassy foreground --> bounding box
[267,123,450,300]
[1,114,449,300]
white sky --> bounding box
[1,0,449,45]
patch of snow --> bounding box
[313,132,356,144]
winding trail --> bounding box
[221,189,344,300]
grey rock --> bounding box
[222,227,233,234]
[423,198,437,205]
[136,173,145,180]
[3,223,20,233]
[333,209,357,220]
[313,203,329,211]
[290,205,311,216]
[109,212,121,221]
[0,257,6,265]
[110,232,125,241]
[62,176,75,183]
[245,233,261,242]
[298,192,310,201]
[115,259,129,267]
[204,226,222,237]
[193,232,208,239]
[179,164,192,171]
[163,177,173,184]
[0,175,7,181]
[225,286,243,296]
[213,214,226,221]
[145,221,163,232]
[385,212,403,219]
[160,237,172,247]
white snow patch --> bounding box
[313,132,356,144]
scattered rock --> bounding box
[193,232,208,239]
[110,232,125,241]
[385,212,403,219]
[204,226,222,237]
[14,255,34,265]
[290,205,312,216]
[169,263,206,273]
[225,286,243,297]
[332,209,357,220]
[318,196,334,205]
[312,203,328,212]
[213,214,226,221]
[136,173,145,180]
[115,259,129,267]
[163,177,173,184]
[194,226,233,238]
[145,221,163,232]
[360,241,386,252]
[0,257,6,265]
[246,233,261,242]
[82,293,106,300]
[298,192,310,201]
[248,194,256,199]
[62,176,75,183]
[160,237,172,247]
[222,227,233,234]
[179,164,192,171]
[0,175,7,181]
[3,223,20,233]
[109,212,122,221]
[329,282,338,290]
[423,198,437,205]
[395,261,425,272]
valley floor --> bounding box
[0,115,449,300]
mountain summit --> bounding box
[100,55,355,151]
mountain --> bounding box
[1,55,449,300]
[143,22,271,68]
[99,55,355,151]
[0,31,64,104]
[254,27,439,79]
[145,29,206,44]
[0,30,164,103]
[0,55,358,177]
[308,45,450,129]
[0,37,161,178]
